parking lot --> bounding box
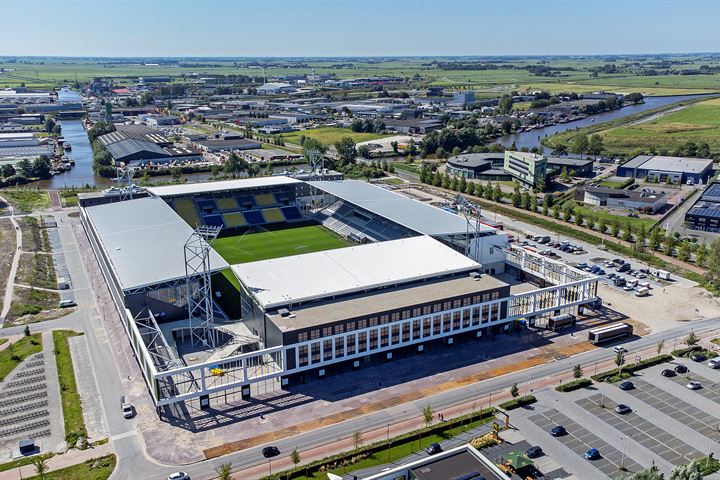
[509,356,720,479]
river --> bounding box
[498,94,712,151]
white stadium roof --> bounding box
[231,235,480,309]
[147,176,301,198]
[308,180,495,236]
[84,197,228,291]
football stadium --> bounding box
[79,176,599,409]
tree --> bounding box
[290,447,301,468]
[648,228,663,251]
[498,94,514,114]
[573,364,583,379]
[484,183,494,200]
[629,466,664,480]
[32,156,52,179]
[301,137,326,163]
[575,211,584,227]
[683,330,699,348]
[669,460,703,480]
[611,220,621,237]
[24,324,30,337]
[598,218,607,234]
[587,134,604,158]
[510,383,519,398]
[224,153,248,178]
[492,184,502,202]
[0,163,15,178]
[553,143,568,156]
[435,147,446,159]
[570,134,589,158]
[615,350,625,374]
[391,141,399,154]
[334,137,357,167]
[423,404,435,427]
[521,191,531,210]
[695,243,708,267]
[216,462,233,480]
[530,195,538,212]
[352,429,363,452]
[459,176,467,194]
[656,339,665,355]
[622,223,634,243]
[32,456,48,480]
[663,235,676,256]
[511,186,521,208]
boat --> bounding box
[64,143,72,151]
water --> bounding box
[498,94,712,151]
[38,120,109,189]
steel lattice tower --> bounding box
[184,225,221,349]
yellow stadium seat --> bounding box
[255,193,276,207]
[216,197,238,211]
[262,208,285,223]
[223,212,247,228]
[175,199,201,227]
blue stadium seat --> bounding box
[203,214,225,228]
[281,206,302,220]
[236,195,256,210]
[244,210,265,225]
[197,199,216,213]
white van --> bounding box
[635,288,649,297]
[59,299,76,308]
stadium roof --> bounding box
[308,180,494,236]
[232,235,481,309]
[84,197,228,291]
[147,176,302,198]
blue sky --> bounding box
[1,0,718,57]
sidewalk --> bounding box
[0,443,113,480]
[0,334,21,353]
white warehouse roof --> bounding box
[84,197,228,290]
[147,176,302,198]
[232,235,480,309]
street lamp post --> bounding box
[620,436,627,470]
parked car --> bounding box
[674,365,688,374]
[426,443,442,455]
[550,425,567,437]
[708,359,720,369]
[686,381,702,390]
[691,353,707,362]
[615,404,632,414]
[262,446,281,458]
[619,381,634,390]
[585,448,601,460]
[167,473,189,480]
[121,403,134,419]
[623,285,635,291]
[661,369,676,377]
[617,263,631,273]
[613,346,628,354]
[525,446,543,458]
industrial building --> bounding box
[80,176,599,408]
[617,155,713,184]
[445,153,508,180]
[685,181,720,232]
[546,156,594,177]
[582,186,667,213]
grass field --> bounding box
[213,224,353,264]
[53,330,87,447]
[275,127,388,146]
[598,98,720,155]
[23,454,116,480]
[0,334,42,381]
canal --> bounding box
[498,94,712,151]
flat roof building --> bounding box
[583,186,667,213]
[617,155,713,184]
[503,151,547,187]
[685,181,720,232]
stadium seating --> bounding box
[281,206,302,220]
[254,193,277,207]
[203,214,225,228]
[197,199,217,214]
[174,199,202,227]
[244,210,265,225]
[236,195,256,210]
[262,208,285,224]
[216,197,238,211]
[222,212,246,228]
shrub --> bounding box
[592,354,673,382]
[555,378,593,392]
[499,395,536,410]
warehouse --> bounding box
[105,139,171,166]
[546,156,594,177]
[582,186,667,213]
[685,181,720,232]
[617,155,713,184]
[195,138,262,153]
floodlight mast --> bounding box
[308,148,324,210]
[455,193,482,263]
[185,225,221,350]
[116,166,139,201]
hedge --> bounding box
[672,346,718,359]
[498,395,537,410]
[258,407,496,480]
[555,378,593,392]
[591,354,673,382]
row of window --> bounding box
[296,291,502,343]
[296,303,501,367]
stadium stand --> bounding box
[197,199,217,214]
[222,212,247,228]
[236,195,257,210]
[315,200,413,242]
[255,193,276,207]
[262,208,285,224]
[244,210,265,225]
[216,197,239,211]
[174,199,202,227]
[203,214,225,228]
[281,206,302,220]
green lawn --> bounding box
[0,334,42,381]
[53,330,87,447]
[0,190,51,213]
[275,127,388,146]
[23,454,116,480]
[213,224,353,264]
[573,204,657,231]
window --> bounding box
[311,342,320,362]
[322,327,332,338]
[492,291,500,300]
[413,308,421,317]
[380,314,389,324]
[401,310,411,320]
[472,294,482,304]
[369,330,378,349]
[412,319,421,339]
[358,319,367,329]
[443,301,452,311]
[443,313,452,333]
[298,345,308,367]
[335,337,344,357]
[433,316,441,335]
[334,324,344,335]
[380,327,390,347]
[482,293,490,302]
[323,340,333,360]
[433,303,442,313]
[369,317,378,327]
[453,299,462,309]
[423,317,431,337]
[347,321,356,332]
[463,297,471,307]
[298,332,308,343]
[391,312,400,322]
[472,307,481,325]
[423,305,432,315]
[310,329,320,340]
[347,334,356,355]
[392,325,400,344]
[358,332,367,352]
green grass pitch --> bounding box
[213,224,353,264]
